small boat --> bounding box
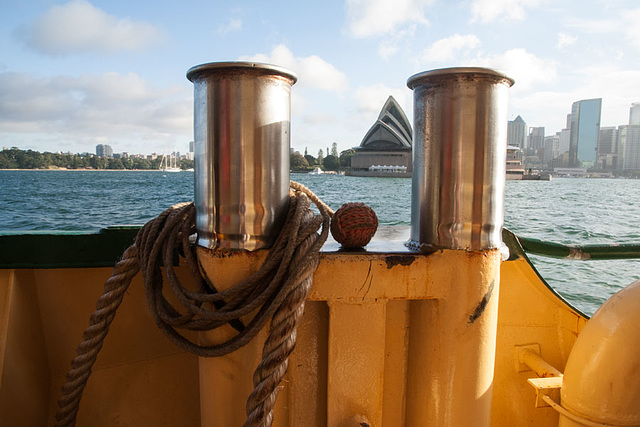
[308,167,324,175]
[161,154,181,172]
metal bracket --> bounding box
[527,376,563,408]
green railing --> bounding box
[504,229,640,261]
[1,227,640,269]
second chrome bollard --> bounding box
[406,67,514,251]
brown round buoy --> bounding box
[330,202,378,248]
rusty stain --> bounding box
[468,280,495,324]
[384,255,416,269]
[359,260,374,300]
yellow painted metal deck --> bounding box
[0,237,588,426]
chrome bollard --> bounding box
[187,62,297,251]
[406,67,514,251]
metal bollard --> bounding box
[187,62,297,251]
[406,67,514,251]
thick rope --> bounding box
[54,181,332,427]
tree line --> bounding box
[1,145,352,172]
[291,142,355,171]
[0,147,194,170]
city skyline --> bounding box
[1,1,639,157]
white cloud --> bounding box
[354,83,412,116]
[508,65,640,133]
[473,48,557,91]
[217,18,242,35]
[0,71,191,150]
[240,45,348,93]
[470,0,547,23]
[622,8,640,50]
[568,8,640,51]
[346,0,431,38]
[378,24,417,60]
[422,34,481,62]
[17,0,163,55]
[557,32,577,50]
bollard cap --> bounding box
[187,61,297,84]
[407,67,514,90]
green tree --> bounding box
[304,154,316,165]
[317,149,324,166]
[331,142,339,158]
[90,156,108,169]
[290,152,309,170]
[107,158,125,169]
[339,149,355,168]
[323,154,340,171]
[132,157,152,170]
[179,158,194,170]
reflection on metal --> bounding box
[187,62,297,250]
[406,67,514,251]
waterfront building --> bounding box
[95,144,113,158]
[506,146,525,180]
[568,98,602,167]
[507,115,527,149]
[543,134,559,168]
[630,102,640,126]
[618,125,640,170]
[348,96,412,177]
[596,126,618,170]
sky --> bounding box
[1,0,639,157]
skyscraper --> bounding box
[507,115,527,149]
[568,98,601,167]
[619,125,640,170]
[629,102,640,126]
[527,127,545,156]
[597,127,618,170]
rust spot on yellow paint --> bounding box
[468,279,495,324]
[384,255,416,269]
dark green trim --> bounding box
[0,226,139,269]
[516,236,640,260]
[502,228,589,319]
[1,226,639,269]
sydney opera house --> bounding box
[347,96,413,177]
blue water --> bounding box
[1,169,639,315]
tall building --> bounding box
[630,102,640,126]
[568,98,602,167]
[527,127,545,156]
[543,134,559,168]
[96,144,113,158]
[597,127,618,170]
[619,125,640,170]
[507,115,527,149]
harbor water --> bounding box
[1,169,639,315]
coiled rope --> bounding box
[54,181,332,427]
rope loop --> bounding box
[55,181,331,427]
